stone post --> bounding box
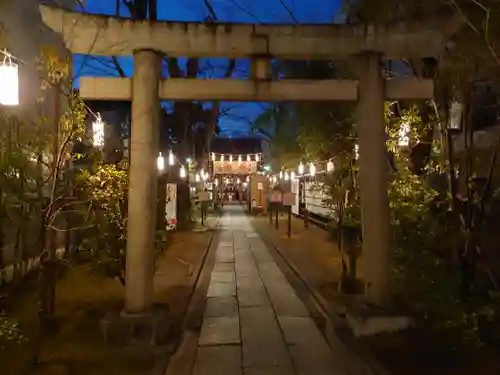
[124,50,162,315]
[356,52,392,307]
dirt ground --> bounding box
[250,213,500,375]
[0,220,217,375]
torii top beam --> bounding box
[39,5,460,60]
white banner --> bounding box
[291,179,300,215]
[166,183,177,230]
[213,161,257,175]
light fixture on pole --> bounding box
[195,173,200,182]
[92,113,105,147]
[0,50,19,106]
[298,162,304,175]
[211,152,216,161]
[309,163,316,176]
[238,155,242,162]
[221,154,224,162]
[247,154,251,162]
[168,150,175,166]
[284,172,289,181]
[327,160,334,172]
[229,154,233,162]
[157,152,165,172]
[255,153,260,162]
[279,170,283,179]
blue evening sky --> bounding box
[74,0,342,137]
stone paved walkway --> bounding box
[193,205,342,375]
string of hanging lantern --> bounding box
[210,152,262,163]
[268,147,361,182]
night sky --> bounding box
[74,0,342,137]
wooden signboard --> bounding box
[198,191,210,202]
[269,189,283,203]
[282,192,296,206]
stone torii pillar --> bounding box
[124,49,162,315]
[356,52,392,307]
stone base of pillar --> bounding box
[100,303,170,346]
[344,305,414,337]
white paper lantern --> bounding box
[179,165,187,178]
[168,150,175,165]
[327,160,334,172]
[92,114,105,147]
[298,162,304,175]
[309,163,316,176]
[0,53,19,106]
[157,152,165,172]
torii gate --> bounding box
[40,5,456,315]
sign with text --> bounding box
[213,161,257,175]
[166,184,177,230]
[282,192,296,206]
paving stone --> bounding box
[277,316,326,346]
[266,287,309,317]
[193,346,242,375]
[210,271,235,284]
[218,241,233,247]
[216,253,235,263]
[243,366,294,375]
[237,276,265,291]
[240,307,282,342]
[235,266,260,278]
[237,289,271,307]
[207,282,236,297]
[242,340,292,367]
[199,316,241,346]
[213,262,234,272]
[204,297,238,318]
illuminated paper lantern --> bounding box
[309,163,316,176]
[0,53,19,106]
[298,162,304,175]
[168,150,175,165]
[92,114,105,147]
[179,165,187,178]
[327,160,334,172]
[157,152,165,172]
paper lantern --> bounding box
[0,53,19,106]
[298,162,304,175]
[309,163,316,176]
[179,165,187,178]
[327,160,334,172]
[92,114,105,147]
[157,152,165,172]
[168,150,175,165]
